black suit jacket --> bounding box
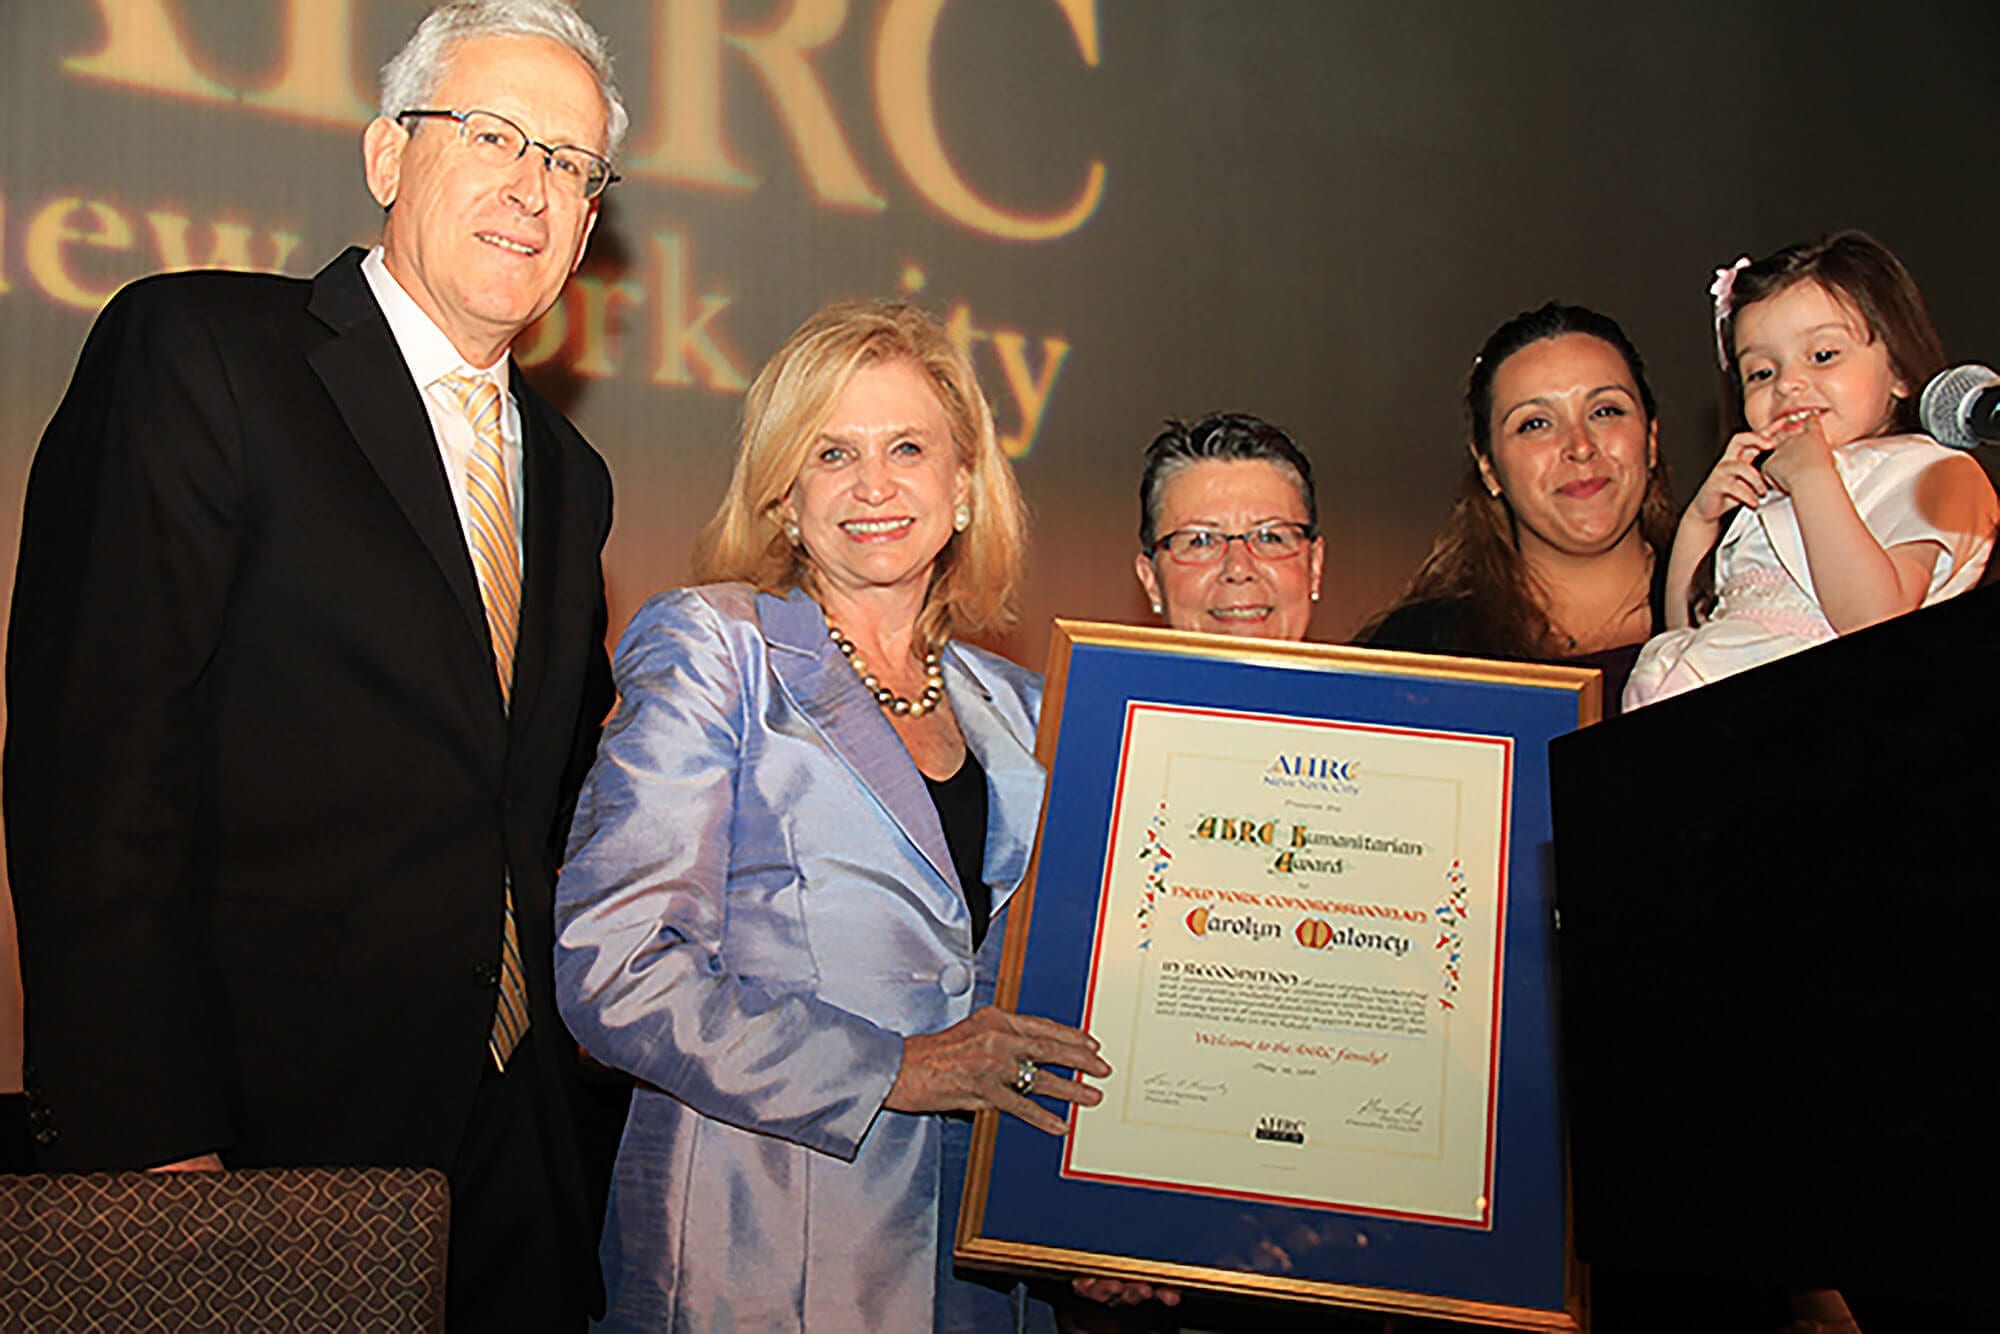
[5,248,615,1271]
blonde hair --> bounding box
[693,300,1027,644]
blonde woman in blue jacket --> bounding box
[555,301,1110,1331]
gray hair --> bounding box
[379,0,629,157]
[1138,413,1318,553]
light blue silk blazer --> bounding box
[555,584,1046,1332]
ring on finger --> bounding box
[1014,1055,1038,1095]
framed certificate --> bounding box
[957,621,1597,1330]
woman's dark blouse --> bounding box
[1361,581,1668,717]
[924,752,992,948]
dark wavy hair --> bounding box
[1137,412,1319,553]
[1716,229,1941,439]
[1364,302,1675,658]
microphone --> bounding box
[1920,364,2000,449]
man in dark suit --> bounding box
[5,3,629,1327]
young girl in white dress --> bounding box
[1624,231,1998,708]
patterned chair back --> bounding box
[0,1166,448,1331]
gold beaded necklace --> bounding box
[828,624,945,717]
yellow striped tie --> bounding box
[438,371,529,1070]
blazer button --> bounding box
[33,1126,59,1146]
[937,962,972,997]
[472,961,500,988]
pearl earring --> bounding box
[953,503,970,532]
[783,518,801,544]
[1151,602,1163,615]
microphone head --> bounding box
[1921,363,2000,449]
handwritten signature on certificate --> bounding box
[1142,1072,1230,1108]
[1345,1096,1426,1133]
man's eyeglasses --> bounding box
[1148,522,1317,564]
[398,108,619,201]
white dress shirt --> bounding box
[360,246,524,554]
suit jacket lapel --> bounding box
[304,249,492,680]
[759,590,963,904]
[507,375,564,734]
[946,649,1043,916]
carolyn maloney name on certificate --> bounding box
[1064,700,1510,1229]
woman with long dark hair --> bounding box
[1361,302,1675,706]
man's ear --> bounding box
[571,202,601,275]
[362,117,408,209]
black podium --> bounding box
[1550,584,2000,1312]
